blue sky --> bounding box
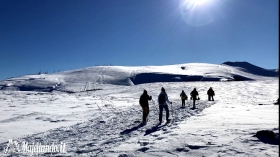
[0,0,278,80]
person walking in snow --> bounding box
[207,87,215,101]
[190,88,199,109]
[139,89,152,124]
[158,87,172,124]
[180,90,188,107]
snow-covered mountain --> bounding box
[0,62,278,93]
[222,61,278,77]
[0,62,278,156]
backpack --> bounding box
[159,94,166,104]
[181,93,187,99]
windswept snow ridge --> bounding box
[0,62,278,92]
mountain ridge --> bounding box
[222,61,278,77]
[0,62,278,92]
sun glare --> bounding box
[196,0,210,5]
[188,0,210,6]
[180,0,215,27]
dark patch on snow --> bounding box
[138,147,149,152]
[188,145,208,149]
[144,123,166,136]
[118,154,135,157]
[130,73,222,85]
[258,104,270,106]
[17,85,54,92]
[254,130,279,145]
[120,123,145,135]
[222,61,278,77]
[175,147,190,152]
[76,149,93,154]
[50,120,61,123]
[232,74,253,81]
[139,141,149,146]
[273,98,279,105]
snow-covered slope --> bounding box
[222,61,278,77]
[0,62,278,92]
[0,79,278,156]
[0,62,278,156]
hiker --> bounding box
[180,90,188,107]
[158,87,172,124]
[190,88,199,108]
[207,87,215,101]
[139,89,152,124]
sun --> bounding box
[187,0,211,6]
[180,0,215,27]
[181,0,212,11]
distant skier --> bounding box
[180,90,188,107]
[158,87,172,124]
[207,87,215,101]
[139,90,152,124]
[190,88,199,109]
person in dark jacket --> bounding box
[158,87,172,124]
[139,90,152,124]
[180,90,188,107]
[207,87,215,101]
[190,88,199,109]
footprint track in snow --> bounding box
[0,99,216,156]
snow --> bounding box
[0,62,278,156]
